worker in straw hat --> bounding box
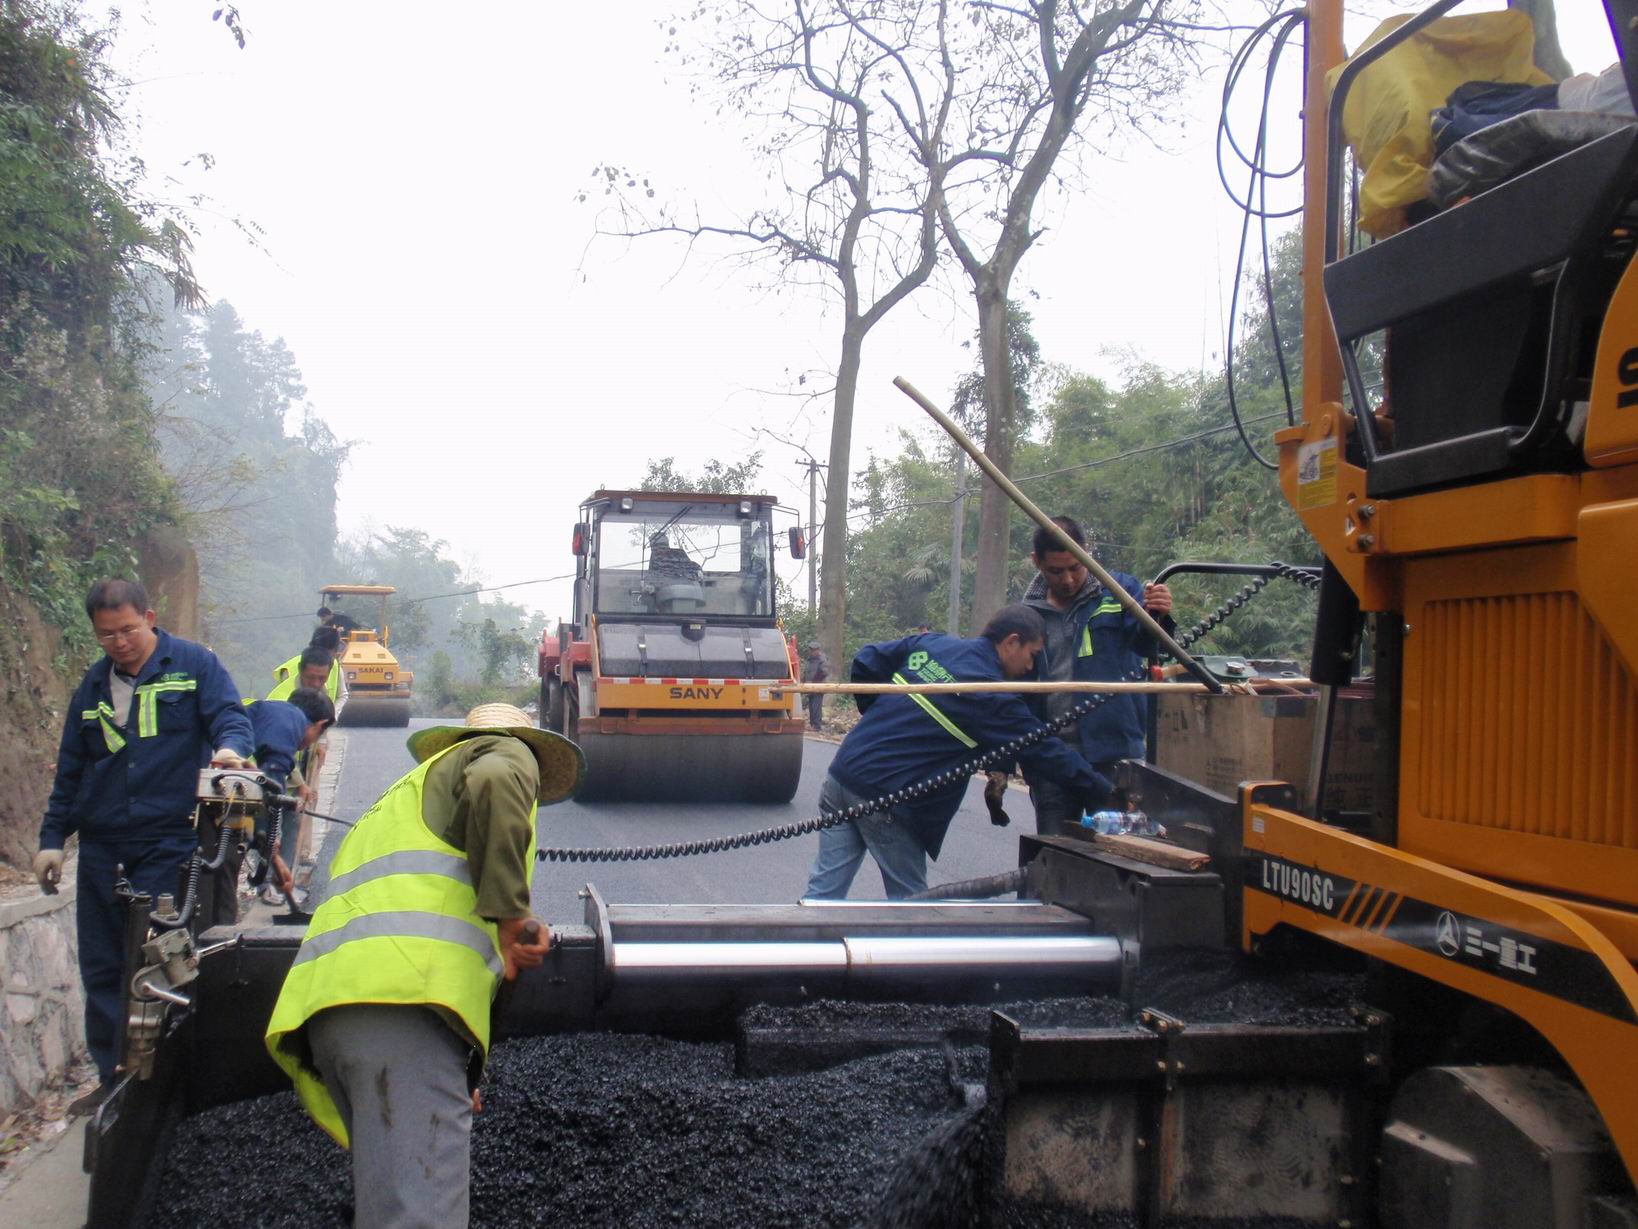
[265,702,583,1229]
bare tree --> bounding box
[588,0,954,671]
[910,0,1196,622]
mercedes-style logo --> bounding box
[1435,911,1462,958]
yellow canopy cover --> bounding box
[1329,10,1552,239]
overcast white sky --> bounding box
[111,2,1619,618]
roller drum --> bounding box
[574,726,803,803]
[337,693,411,728]
[613,941,848,985]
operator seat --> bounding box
[1325,122,1638,496]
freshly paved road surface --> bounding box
[320,720,1027,917]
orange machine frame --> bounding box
[1248,0,1638,1185]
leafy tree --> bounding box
[0,3,200,659]
[454,617,536,686]
[146,296,352,686]
[949,303,1046,440]
[639,454,764,494]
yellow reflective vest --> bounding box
[264,744,537,1146]
[266,658,341,703]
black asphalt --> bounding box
[319,720,1026,916]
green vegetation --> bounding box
[795,234,1319,674]
[0,2,194,664]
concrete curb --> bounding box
[0,877,75,928]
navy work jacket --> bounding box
[246,699,309,792]
[1023,570,1176,763]
[41,630,253,849]
[827,632,1110,859]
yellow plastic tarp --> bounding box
[1328,10,1552,239]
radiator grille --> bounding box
[1418,592,1638,847]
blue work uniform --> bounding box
[808,633,1111,899]
[247,699,310,868]
[41,629,251,1082]
[1022,570,1176,836]
[247,699,308,791]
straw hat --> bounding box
[406,702,585,805]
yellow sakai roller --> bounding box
[321,584,413,728]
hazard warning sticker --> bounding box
[1296,437,1337,510]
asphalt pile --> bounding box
[153,951,1362,1228]
[744,947,1361,1035]
[155,1033,987,1229]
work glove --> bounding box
[983,771,1012,827]
[33,849,63,895]
[209,748,251,769]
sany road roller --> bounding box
[538,490,807,802]
[321,584,413,728]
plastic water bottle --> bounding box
[1082,808,1163,837]
[1083,809,1128,835]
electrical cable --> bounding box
[1218,8,1307,468]
[1216,10,1307,216]
[529,565,1320,864]
[1012,411,1287,484]
[153,818,239,930]
[210,572,587,626]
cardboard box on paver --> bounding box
[1155,687,1378,810]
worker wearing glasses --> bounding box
[34,578,253,1115]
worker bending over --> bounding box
[35,579,253,1112]
[1016,516,1174,836]
[266,642,344,899]
[244,687,334,904]
[805,605,1113,900]
[266,703,584,1229]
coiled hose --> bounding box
[534,564,1320,865]
[153,817,240,930]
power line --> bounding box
[1013,411,1288,484]
[209,572,580,627]
[215,414,1288,630]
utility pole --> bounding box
[797,458,823,609]
[948,451,966,635]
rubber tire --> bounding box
[541,676,565,733]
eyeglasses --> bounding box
[96,624,148,644]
